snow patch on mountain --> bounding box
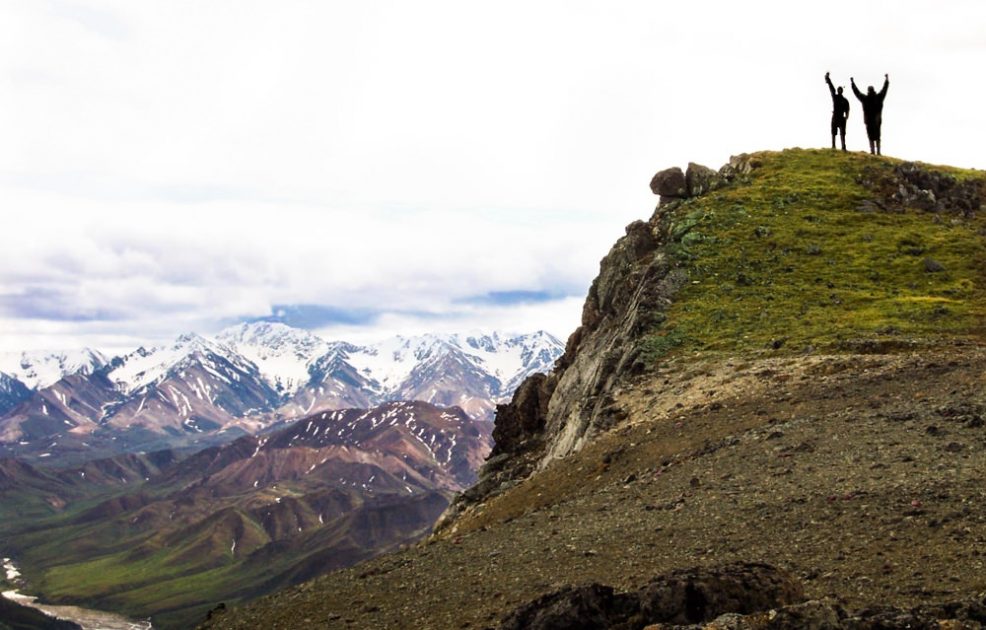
[346,331,563,400]
[346,335,448,394]
[216,322,332,396]
[0,349,108,390]
[108,333,251,395]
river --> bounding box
[2,557,153,630]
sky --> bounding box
[2,1,985,354]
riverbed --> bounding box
[2,557,153,630]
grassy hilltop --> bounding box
[646,149,986,358]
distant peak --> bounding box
[173,332,210,348]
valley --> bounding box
[4,556,148,630]
[0,400,491,628]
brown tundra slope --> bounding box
[202,149,986,629]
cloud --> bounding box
[1,1,985,353]
[247,304,380,328]
[0,286,124,322]
[456,290,572,307]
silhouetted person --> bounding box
[825,72,850,151]
[851,74,889,155]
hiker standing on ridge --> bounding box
[851,74,890,155]
[825,72,850,151]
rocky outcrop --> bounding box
[651,156,760,206]
[683,595,986,629]
[437,218,682,528]
[892,162,984,216]
[684,162,723,197]
[489,373,552,458]
[500,563,986,630]
[499,563,804,630]
[718,152,762,181]
[437,155,764,529]
[858,161,985,217]
[437,155,767,529]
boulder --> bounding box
[636,562,805,625]
[499,584,637,630]
[767,599,847,629]
[686,162,724,197]
[650,167,687,198]
[499,563,804,629]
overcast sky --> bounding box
[2,1,985,353]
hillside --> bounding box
[199,149,986,629]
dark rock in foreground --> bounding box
[500,563,803,629]
[501,563,986,629]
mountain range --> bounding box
[0,324,563,462]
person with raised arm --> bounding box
[825,72,850,151]
[851,74,890,155]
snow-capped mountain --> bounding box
[0,325,564,459]
[214,323,566,420]
[101,332,281,433]
[460,330,564,393]
[107,333,254,395]
[215,322,335,396]
[342,331,563,417]
[342,331,563,400]
[0,348,108,390]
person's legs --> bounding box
[831,118,838,149]
[839,124,847,151]
[873,117,882,156]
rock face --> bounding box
[438,215,686,527]
[499,563,804,630]
[439,155,758,527]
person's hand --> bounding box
[885,73,889,80]
[825,71,830,79]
